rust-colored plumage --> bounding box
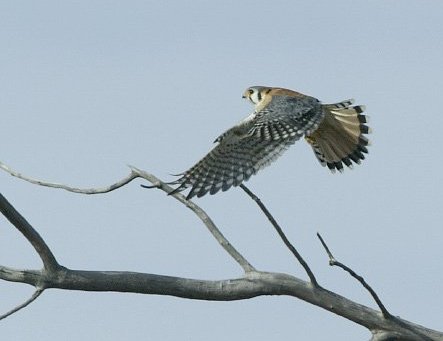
[169,86,371,199]
[306,100,370,172]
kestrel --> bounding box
[169,86,370,199]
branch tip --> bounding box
[317,233,392,319]
[316,232,335,261]
[1,162,254,274]
[0,288,44,321]
[4,162,438,334]
[0,161,139,194]
[240,184,318,287]
[127,165,141,174]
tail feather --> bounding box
[323,99,355,110]
[306,101,371,172]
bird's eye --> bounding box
[248,89,254,95]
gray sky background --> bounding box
[1,1,442,340]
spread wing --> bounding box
[169,95,324,199]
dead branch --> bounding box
[0,288,43,321]
[239,184,318,287]
[316,233,438,341]
[0,162,254,273]
[317,232,391,318]
[0,162,138,194]
[0,193,59,272]
[1,163,442,340]
[131,166,255,273]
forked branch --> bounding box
[1,163,442,340]
[316,233,437,341]
[0,162,254,273]
[317,232,391,318]
[131,166,255,273]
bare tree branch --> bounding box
[315,238,434,341]
[239,184,318,287]
[370,330,413,341]
[131,166,256,273]
[0,162,254,273]
[0,193,59,272]
[0,288,44,321]
[2,163,443,340]
[317,232,391,318]
[0,264,441,340]
[0,161,139,194]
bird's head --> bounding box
[242,86,272,106]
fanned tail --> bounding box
[306,100,371,172]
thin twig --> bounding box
[0,193,59,272]
[0,161,255,273]
[317,232,392,319]
[132,166,256,273]
[0,161,138,194]
[239,184,318,287]
[0,288,44,321]
[2,166,443,339]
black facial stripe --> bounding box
[257,91,262,101]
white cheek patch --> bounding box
[250,92,260,104]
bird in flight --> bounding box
[169,86,370,199]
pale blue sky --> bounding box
[1,1,443,340]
